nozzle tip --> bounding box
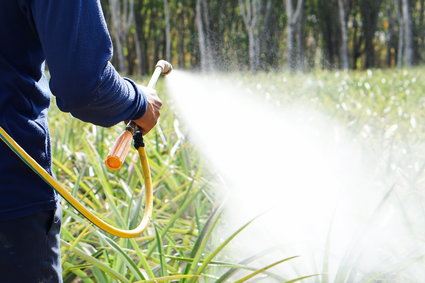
[105,156,123,171]
[156,60,173,75]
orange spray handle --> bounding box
[105,60,173,171]
[105,123,136,171]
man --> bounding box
[0,0,162,282]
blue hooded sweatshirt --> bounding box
[0,0,147,220]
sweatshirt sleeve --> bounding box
[29,0,147,127]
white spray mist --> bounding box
[166,71,425,282]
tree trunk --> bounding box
[108,0,135,74]
[351,16,363,69]
[360,0,383,69]
[296,2,305,71]
[196,0,206,70]
[287,22,296,69]
[201,0,214,70]
[239,0,260,72]
[421,0,425,28]
[420,0,425,57]
[164,0,171,61]
[260,0,273,70]
[401,0,414,66]
[286,0,295,70]
[248,27,256,72]
[178,8,185,68]
[386,7,397,67]
[252,2,260,71]
[317,0,338,69]
[395,0,404,66]
[196,0,212,71]
[134,22,143,75]
[109,0,126,72]
[285,0,304,71]
[337,0,350,69]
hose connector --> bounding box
[133,129,145,149]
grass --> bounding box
[49,67,425,282]
[49,81,305,282]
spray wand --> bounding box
[105,60,172,171]
[0,60,173,238]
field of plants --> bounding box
[49,68,425,282]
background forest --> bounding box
[101,0,423,75]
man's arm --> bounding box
[29,0,147,127]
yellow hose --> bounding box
[0,126,153,238]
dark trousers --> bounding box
[0,205,62,283]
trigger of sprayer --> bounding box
[105,60,173,171]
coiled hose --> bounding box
[0,126,152,238]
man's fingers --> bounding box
[132,83,162,135]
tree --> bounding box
[395,0,405,66]
[164,0,171,61]
[108,0,135,73]
[239,0,261,72]
[196,0,214,71]
[315,0,340,69]
[401,0,414,65]
[337,0,350,69]
[101,0,425,74]
[359,0,383,69]
[385,1,398,67]
[260,0,277,70]
[285,0,305,71]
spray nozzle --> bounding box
[156,60,173,75]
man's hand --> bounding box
[134,85,162,134]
